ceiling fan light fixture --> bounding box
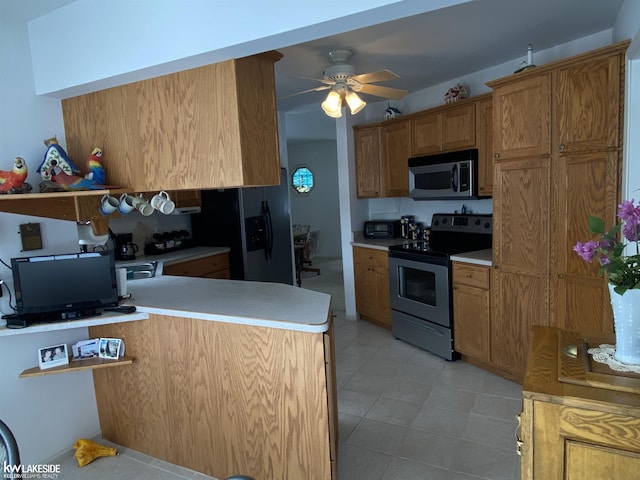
[321,90,343,118]
[345,90,366,115]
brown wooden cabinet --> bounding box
[89,310,338,479]
[353,246,391,329]
[521,326,640,480]
[353,120,410,198]
[163,253,230,279]
[62,52,282,192]
[452,262,491,362]
[411,103,476,156]
[488,41,628,381]
[476,96,494,195]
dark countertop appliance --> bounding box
[388,213,492,360]
[191,168,293,284]
[364,220,401,239]
[409,148,478,200]
[114,233,138,261]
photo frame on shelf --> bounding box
[38,343,69,370]
[71,339,100,360]
[99,338,123,360]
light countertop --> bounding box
[1,276,331,336]
[351,231,410,251]
[125,276,331,333]
[450,249,493,266]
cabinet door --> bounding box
[476,97,494,196]
[354,127,382,198]
[551,151,618,334]
[382,120,410,197]
[492,157,550,378]
[353,247,391,329]
[493,73,551,160]
[555,53,621,154]
[411,111,442,155]
[453,283,490,361]
[442,103,476,151]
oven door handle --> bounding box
[450,163,458,192]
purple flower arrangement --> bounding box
[573,199,640,295]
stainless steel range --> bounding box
[388,213,492,360]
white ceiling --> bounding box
[5,0,625,115]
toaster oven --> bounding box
[364,220,401,239]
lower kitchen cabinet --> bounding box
[163,252,230,279]
[521,326,640,479]
[353,246,391,329]
[452,262,490,362]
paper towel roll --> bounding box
[116,267,127,297]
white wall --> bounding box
[0,15,101,466]
[288,141,342,258]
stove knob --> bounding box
[434,220,440,226]
[475,219,481,226]
[485,222,491,229]
[442,218,448,224]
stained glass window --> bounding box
[292,166,314,194]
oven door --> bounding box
[388,255,451,327]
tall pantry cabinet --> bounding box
[487,41,628,380]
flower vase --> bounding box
[609,284,640,365]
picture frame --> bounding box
[71,339,100,360]
[38,343,69,370]
[99,338,122,360]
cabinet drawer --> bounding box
[164,253,229,278]
[453,262,490,289]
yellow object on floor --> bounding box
[73,439,118,467]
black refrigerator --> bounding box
[191,168,294,284]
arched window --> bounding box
[291,166,314,195]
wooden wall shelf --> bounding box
[19,356,133,378]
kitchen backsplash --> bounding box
[110,212,192,251]
[368,197,493,225]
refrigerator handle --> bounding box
[262,201,273,260]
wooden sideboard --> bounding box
[521,326,640,479]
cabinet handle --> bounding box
[557,274,564,278]
[515,414,523,456]
[559,143,565,151]
[466,273,472,278]
[494,153,500,159]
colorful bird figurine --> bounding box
[48,166,118,190]
[0,157,28,192]
[85,147,106,185]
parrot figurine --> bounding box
[0,157,28,192]
[48,166,118,190]
[85,147,106,185]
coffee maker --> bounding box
[114,233,139,260]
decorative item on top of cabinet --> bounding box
[452,262,491,363]
[353,246,391,329]
[62,52,283,192]
[0,157,30,193]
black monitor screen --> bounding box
[11,251,118,318]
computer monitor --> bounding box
[10,250,118,325]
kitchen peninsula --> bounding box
[6,277,337,480]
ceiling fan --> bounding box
[285,49,408,118]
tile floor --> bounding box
[51,257,523,479]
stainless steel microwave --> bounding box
[408,149,478,200]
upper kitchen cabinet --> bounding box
[411,101,476,156]
[62,52,283,192]
[490,73,551,161]
[353,119,410,199]
[476,96,494,196]
[555,52,622,154]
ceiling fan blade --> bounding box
[357,84,408,100]
[350,69,400,84]
[300,76,335,86]
[279,85,332,100]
